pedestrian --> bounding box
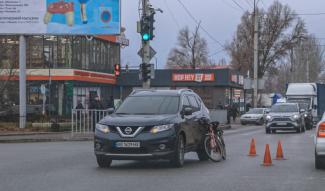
[217,102,224,110]
[226,105,231,124]
[89,96,104,131]
[231,104,239,122]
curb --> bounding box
[0,137,94,143]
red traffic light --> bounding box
[114,64,121,76]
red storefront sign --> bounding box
[172,73,215,82]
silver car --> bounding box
[315,112,325,169]
[240,108,266,125]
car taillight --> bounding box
[317,122,325,138]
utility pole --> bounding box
[142,0,151,89]
[306,52,310,82]
[19,35,26,129]
[253,0,259,108]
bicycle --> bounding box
[203,121,226,162]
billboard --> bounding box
[0,0,120,35]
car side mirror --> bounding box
[182,107,193,116]
[265,110,270,114]
[107,108,115,115]
[300,109,305,113]
[313,105,317,110]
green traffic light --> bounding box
[142,33,150,41]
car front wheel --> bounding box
[170,134,185,167]
[96,155,112,168]
[315,152,324,169]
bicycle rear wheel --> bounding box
[204,135,223,162]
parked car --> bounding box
[315,112,325,169]
[265,103,305,134]
[94,89,211,168]
[240,108,267,125]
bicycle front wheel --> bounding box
[204,135,223,162]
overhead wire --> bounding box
[163,0,181,30]
[230,0,246,12]
[176,0,225,49]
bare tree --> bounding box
[226,1,306,78]
[290,35,325,83]
[166,25,209,69]
[0,36,19,105]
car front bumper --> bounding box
[94,130,177,160]
[240,118,261,124]
[266,121,300,130]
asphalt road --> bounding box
[1,125,324,191]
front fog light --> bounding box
[159,144,166,150]
[292,114,299,120]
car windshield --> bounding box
[287,99,310,110]
[247,108,264,114]
[270,104,298,113]
[115,96,180,115]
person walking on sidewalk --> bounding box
[231,104,239,122]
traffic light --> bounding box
[140,11,155,41]
[140,63,151,81]
[114,64,121,76]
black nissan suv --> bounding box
[94,89,210,168]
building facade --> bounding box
[117,68,244,110]
[0,35,124,116]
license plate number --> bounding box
[277,122,287,126]
[116,142,140,148]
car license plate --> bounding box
[116,142,140,148]
[277,122,287,126]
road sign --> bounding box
[0,0,121,35]
[138,46,156,61]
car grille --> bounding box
[110,147,148,154]
[273,118,291,122]
[111,126,153,137]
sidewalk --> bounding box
[0,132,93,143]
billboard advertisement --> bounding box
[0,0,120,35]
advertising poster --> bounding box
[0,0,120,35]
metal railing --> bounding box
[71,109,110,134]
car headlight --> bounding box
[95,124,110,134]
[304,114,308,118]
[292,114,300,120]
[150,124,173,134]
[266,115,271,120]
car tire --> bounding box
[315,151,324,169]
[170,134,185,168]
[258,118,264,125]
[296,127,301,133]
[96,155,112,168]
[241,122,246,125]
[266,128,271,134]
[197,148,209,161]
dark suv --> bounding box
[94,89,210,168]
[265,103,305,134]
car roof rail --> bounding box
[178,89,194,94]
[130,89,155,95]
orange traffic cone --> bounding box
[262,144,273,166]
[248,138,257,156]
[275,141,286,160]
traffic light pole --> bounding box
[142,0,151,89]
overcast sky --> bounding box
[121,0,325,68]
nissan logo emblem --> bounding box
[124,127,133,135]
